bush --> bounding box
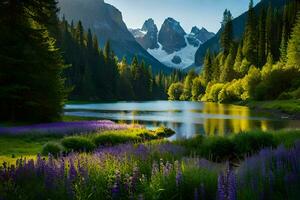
[93,130,142,146]
[206,83,225,102]
[42,142,64,156]
[232,132,276,157]
[168,82,184,100]
[154,127,175,138]
[200,137,235,162]
[61,136,95,152]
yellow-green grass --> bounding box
[0,135,61,163]
[247,99,300,114]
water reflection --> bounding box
[64,101,300,139]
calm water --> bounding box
[64,101,300,140]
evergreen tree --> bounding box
[265,3,273,59]
[258,7,267,67]
[0,0,67,122]
[220,9,233,56]
[242,0,258,66]
[220,48,235,82]
[234,43,244,74]
[286,12,300,69]
[203,49,213,84]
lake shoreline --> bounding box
[233,100,300,120]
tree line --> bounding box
[57,18,184,101]
[0,0,183,122]
[168,0,300,103]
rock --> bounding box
[172,56,182,64]
[158,18,187,54]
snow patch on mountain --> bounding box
[148,35,201,69]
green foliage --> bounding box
[93,130,142,147]
[205,83,225,102]
[286,12,300,70]
[42,142,64,156]
[220,9,233,55]
[168,82,184,100]
[180,70,197,100]
[60,19,182,102]
[154,127,175,138]
[232,132,276,156]
[61,136,96,152]
[168,1,300,104]
[203,50,213,84]
[200,137,235,161]
[191,77,206,101]
[0,0,67,122]
[242,0,258,66]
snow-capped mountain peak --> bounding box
[129,18,215,69]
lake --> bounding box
[64,101,300,140]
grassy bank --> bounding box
[245,100,300,116]
[1,129,300,163]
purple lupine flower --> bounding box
[228,171,237,200]
[200,183,205,200]
[112,169,121,199]
[0,120,133,136]
[217,172,225,200]
[175,168,182,187]
[194,188,199,200]
[68,159,77,182]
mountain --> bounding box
[195,0,288,66]
[58,0,171,73]
[158,18,187,54]
[129,18,159,50]
[130,18,214,69]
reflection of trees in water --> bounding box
[201,103,284,136]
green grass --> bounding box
[1,129,299,164]
[0,135,62,163]
[247,99,300,114]
[62,115,101,122]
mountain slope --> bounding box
[195,0,287,66]
[130,18,214,69]
[58,0,171,73]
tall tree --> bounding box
[203,49,213,84]
[0,0,67,122]
[242,0,258,66]
[258,7,267,67]
[220,9,233,56]
[286,12,300,69]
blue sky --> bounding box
[105,0,260,33]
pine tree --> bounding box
[220,9,233,56]
[286,12,300,69]
[258,7,267,67]
[234,43,243,74]
[220,48,235,82]
[0,0,67,122]
[203,49,213,84]
[265,3,273,59]
[242,0,258,66]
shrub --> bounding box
[206,83,225,102]
[200,137,235,162]
[232,132,276,157]
[168,82,184,100]
[42,142,64,156]
[154,127,175,138]
[61,136,95,152]
[93,130,142,146]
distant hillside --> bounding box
[195,0,287,66]
[58,0,171,73]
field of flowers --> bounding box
[0,120,135,136]
[0,140,299,200]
